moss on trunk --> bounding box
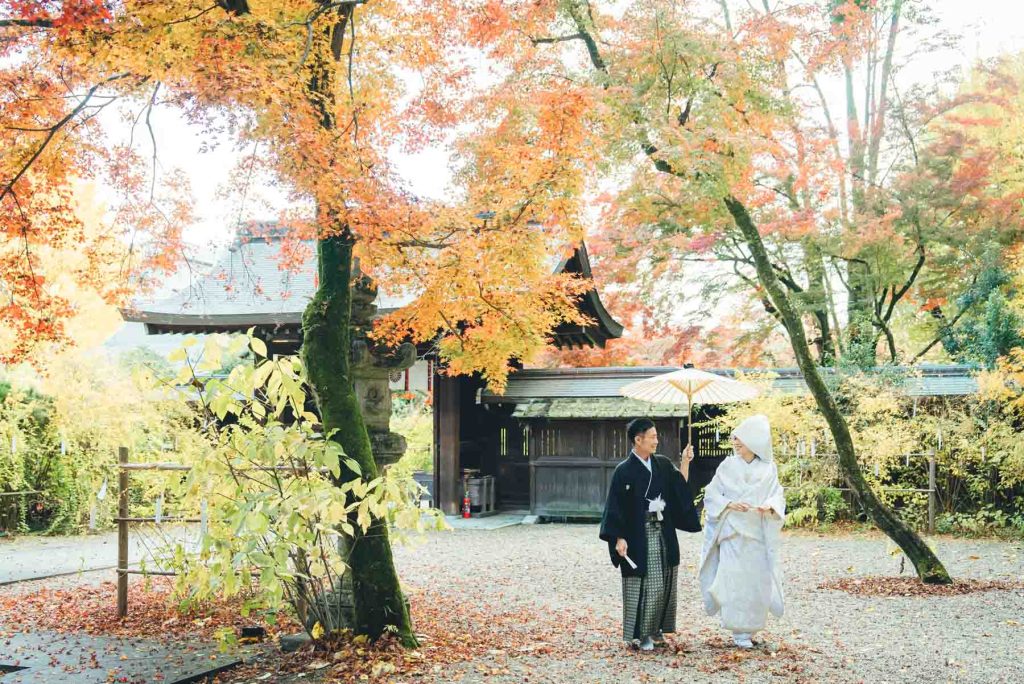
[301,233,419,645]
[725,196,952,585]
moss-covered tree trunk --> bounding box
[724,196,952,584]
[298,9,417,644]
[302,233,419,644]
[801,240,836,366]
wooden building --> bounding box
[439,363,981,517]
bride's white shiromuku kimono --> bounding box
[698,415,786,634]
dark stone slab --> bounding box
[278,632,311,653]
[0,629,257,683]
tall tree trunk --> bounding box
[846,262,878,367]
[867,0,904,186]
[724,196,951,584]
[834,1,874,365]
[839,0,903,367]
[299,9,417,646]
[802,241,837,365]
[842,53,877,367]
[302,233,419,644]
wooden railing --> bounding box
[114,447,332,617]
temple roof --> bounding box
[122,224,624,348]
[481,364,980,411]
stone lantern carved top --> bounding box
[348,263,416,468]
[350,266,379,334]
[352,339,417,374]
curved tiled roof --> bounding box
[122,227,623,347]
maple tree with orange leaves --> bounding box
[1,0,596,645]
[508,1,1022,372]
[451,0,995,583]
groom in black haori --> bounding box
[600,417,701,650]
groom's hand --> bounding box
[615,538,628,558]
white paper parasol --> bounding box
[619,367,760,447]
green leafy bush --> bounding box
[719,369,1024,535]
[0,352,201,534]
[157,335,443,640]
[391,392,432,476]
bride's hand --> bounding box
[726,502,751,512]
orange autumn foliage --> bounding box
[6,0,1023,376]
[450,1,1024,367]
[1,1,595,388]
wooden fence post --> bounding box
[927,450,937,535]
[117,446,129,618]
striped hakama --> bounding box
[621,518,678,643]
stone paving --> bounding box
[0,629,257,684]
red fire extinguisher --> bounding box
[462,490,472,518]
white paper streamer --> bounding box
[647,495,666,521]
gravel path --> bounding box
[390,524,1024,684]
[0,525,197,585]
[2,524,1021,683]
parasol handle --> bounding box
[686,392,693,450]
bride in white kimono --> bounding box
[699,414,786,649]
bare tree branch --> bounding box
[880,240,925,324]
[145,82,161,201]
[530,33,584,45]
[1,72,133,205]
[0,18,54,27]
[563,1,607,73]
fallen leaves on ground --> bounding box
[818,576,1024,597]
[218,587,585,683]
[693,633,817,682]
[0,578,297,642]
[0,577,821,683]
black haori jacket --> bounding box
[599,453,702,578]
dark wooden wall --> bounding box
[683,406,732,493]
[490,409,529,509]
[434,374,533,513]
[527,418,681,517]
[433,376,734,516]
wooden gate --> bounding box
[527,418,681,517]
